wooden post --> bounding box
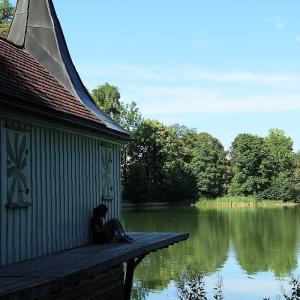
[124,255,146,300]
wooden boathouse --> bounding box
[0,0,188,299]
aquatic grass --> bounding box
[195,196,295,208]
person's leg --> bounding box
[111,218,127,236]
[105,219,133,241]
[102,220,116,242]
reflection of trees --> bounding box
[230,207,299,277]
[123,207,300,294]
[123,207,229,290]
[195,210,229,273]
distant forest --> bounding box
[92,83,300,203]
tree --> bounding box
[262,129,296,201]
[228,134,270,197]
[229,131,296,201]
[124,120,173,202]
[0,0,14,38]
[120,101,143,133]
[120,101,143,189]
[294,152,300,200]
[92,83,143,133]
[164,124,198,200]
[265,129,294,173]
[92,83,122,123]
[190,133,227,198]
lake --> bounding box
[123,206,300,300]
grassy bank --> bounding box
[195,196,298,208]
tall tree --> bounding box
[92,83,143,132]
[120,101,143,133]
[0,0,14,38]
[124,119,172,202]
[294,152,300,200]
[164,124,198,200]
[190,133,228,198]
[229,134,270,197]
[120,101,143,188]
[265,128,294,173]
[92,83,122,123]
[262,129,296,201]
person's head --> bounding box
[93,204,108,218]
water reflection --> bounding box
[230,208,299,277]
[123,206,300,296]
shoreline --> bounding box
[195,197,300,208]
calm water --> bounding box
[123,206,300,300]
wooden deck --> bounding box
[0,232,188,299]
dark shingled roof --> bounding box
[0,37,129,139]
[0,0,129,140]
[0,37,98,123]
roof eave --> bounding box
[0,93,131,142]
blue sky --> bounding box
[51,1,300,150]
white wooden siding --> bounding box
[0,117,122,266]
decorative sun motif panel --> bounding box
[101,147,113,201]
[5,122,30,207]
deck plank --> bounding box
[0,232,188,298]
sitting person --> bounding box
[91,204,133,244]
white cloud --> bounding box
[122,85,300,115]
[80,64,300,86]
[269,16,286,29]
[79,64,300,116]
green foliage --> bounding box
[265,129,294,172]
[92,83,122,123]
[0,0,13,23]
[0,23,9,37]
[229,134,269,196]
[0,0,14,37]
[190,133,228,198]
[92,83,143,132]
[124,119,172,201]
[120,101,143,133]
[229,131,296,201]
[259,172,296,202]
[124,121,199,202]
[92,82,298,203]
[196,196,287,208]
[261,129,296,201]
[164,124,198,200]
[293,153,300,200]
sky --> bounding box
[50,1,300,149]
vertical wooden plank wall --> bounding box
[0,117,123,266]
